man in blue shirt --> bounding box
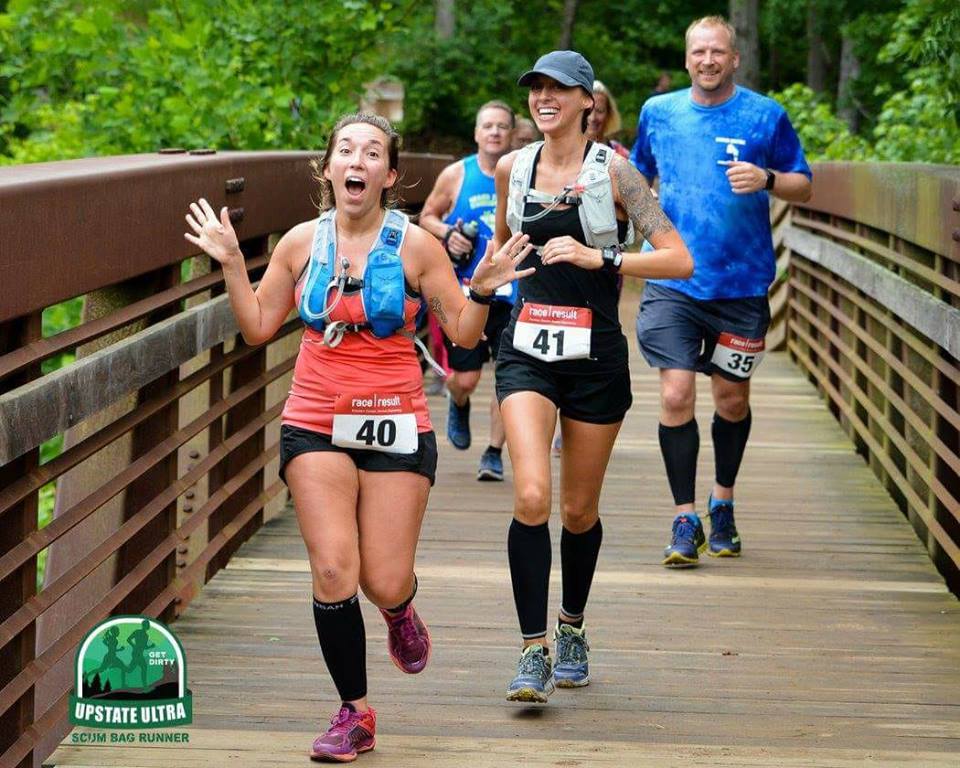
[631,15,812,566]
[421,100,516,481]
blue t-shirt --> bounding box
[630,86,811,300]
[443,154,515,304]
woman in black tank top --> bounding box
[492,50,693,704]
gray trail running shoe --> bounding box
[553,623,590,687]
[505,643,554,703]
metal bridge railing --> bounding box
[769,163,960,594]
[0,149,450,768]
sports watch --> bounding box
[601,245,623,272]
[764,169,776,191]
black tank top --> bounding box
[503,142,629,373]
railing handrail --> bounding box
[793,162,960,260]
[0,150,452,324]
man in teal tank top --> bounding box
[421,100,517,482]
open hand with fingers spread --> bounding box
[469,232,536,296]
[184,197,243,265]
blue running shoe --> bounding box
[446,396,471,450]
[662,512,706,567]
[707,497,741,557]
[506,644,554,703]
[476,448,504,481]
[553,624,590,688]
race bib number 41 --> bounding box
[710,332,765,378]
[513,303,592,362]
[332,393,418,454]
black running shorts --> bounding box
[494,349,632,425]
[279,425,438,485]
[444,300,512,372]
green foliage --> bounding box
[387,0,720,149]
[882,0,960,101]
[771,84,871,161]
[0,0,403,162]
[0,0,955,168]
[871,67,959,163]
[41,296,82,373]
[770,0,959,163]
[773,75,959,164]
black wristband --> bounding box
[468,288,494,305]
[764,169,776,191]
[601,245,623,272]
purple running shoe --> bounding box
[310,704,376,762]
[380,603,431,674]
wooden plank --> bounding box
[45,730,960,767]
[45,297,960,767]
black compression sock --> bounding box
[560,520,603,626]
[658,419,699,506]
[312,595,367,702]
[712,409,752,488]
[508,519,551,639]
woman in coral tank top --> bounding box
[184,113,531,763]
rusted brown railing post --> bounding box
[0,313,41,768]
[206,236,270,580]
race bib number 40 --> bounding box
[332,393,418,454]
[513,303,592,362]
[710,332,765,378]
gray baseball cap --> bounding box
[517,50,594,94]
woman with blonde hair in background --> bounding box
[586,80,630,158]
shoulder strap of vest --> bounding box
[299,210,337,326]
[378,208,409,249]
[576,141,613,188]
[506,141,542,235]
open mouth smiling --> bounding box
[345,176,367,196]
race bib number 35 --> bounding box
[332,393,418,454]
[710,332,765,378]
[513,303,592,362]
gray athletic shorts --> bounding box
[636,283,771,382]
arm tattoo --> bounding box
[429,297,448,325]
[611,156,674,241]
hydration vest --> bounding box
[506,141,635,247]
[298,208,408,339]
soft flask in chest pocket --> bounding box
[578,168,617,239]
[362,216,406,338]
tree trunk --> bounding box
[729,0,760,89]
[837,32,861,132]
[558,0,579,50]
[435,0,454,40]
[806,1,827,93]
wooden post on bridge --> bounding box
[0,314,40,768]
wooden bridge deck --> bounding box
[49,332,960,766]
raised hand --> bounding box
[184,197,242,265]
[470,232,536,295]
